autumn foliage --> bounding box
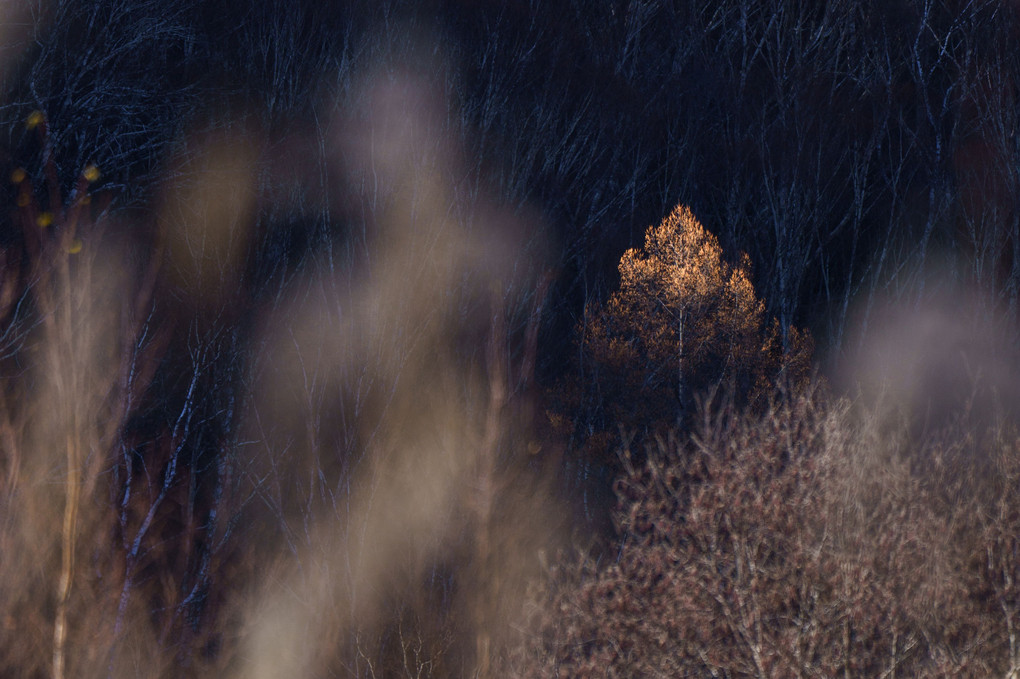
[512,387,1020,677]
[580,203,811,437]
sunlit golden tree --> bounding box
[582,203,810,434]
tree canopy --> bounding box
[581,203,811,434]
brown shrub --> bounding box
[510,386,1020,678]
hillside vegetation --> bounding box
[3,1,1020,676]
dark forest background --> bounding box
[3,0,1020,676]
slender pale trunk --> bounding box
[475,299,506,679]
[53,433,79,679]
[53,326,79,679]
[51,235,79,679]
[677,308,685,418]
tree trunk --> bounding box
[677,308,685,422]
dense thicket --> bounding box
[6,0,1019,348]
[512,388,1020,677]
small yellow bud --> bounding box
[82,165,100,182]
[25,111,44,130]
[36,212,53,228]
[79,194,91,205]
[10,168,26,184]
[66,238,83,254]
